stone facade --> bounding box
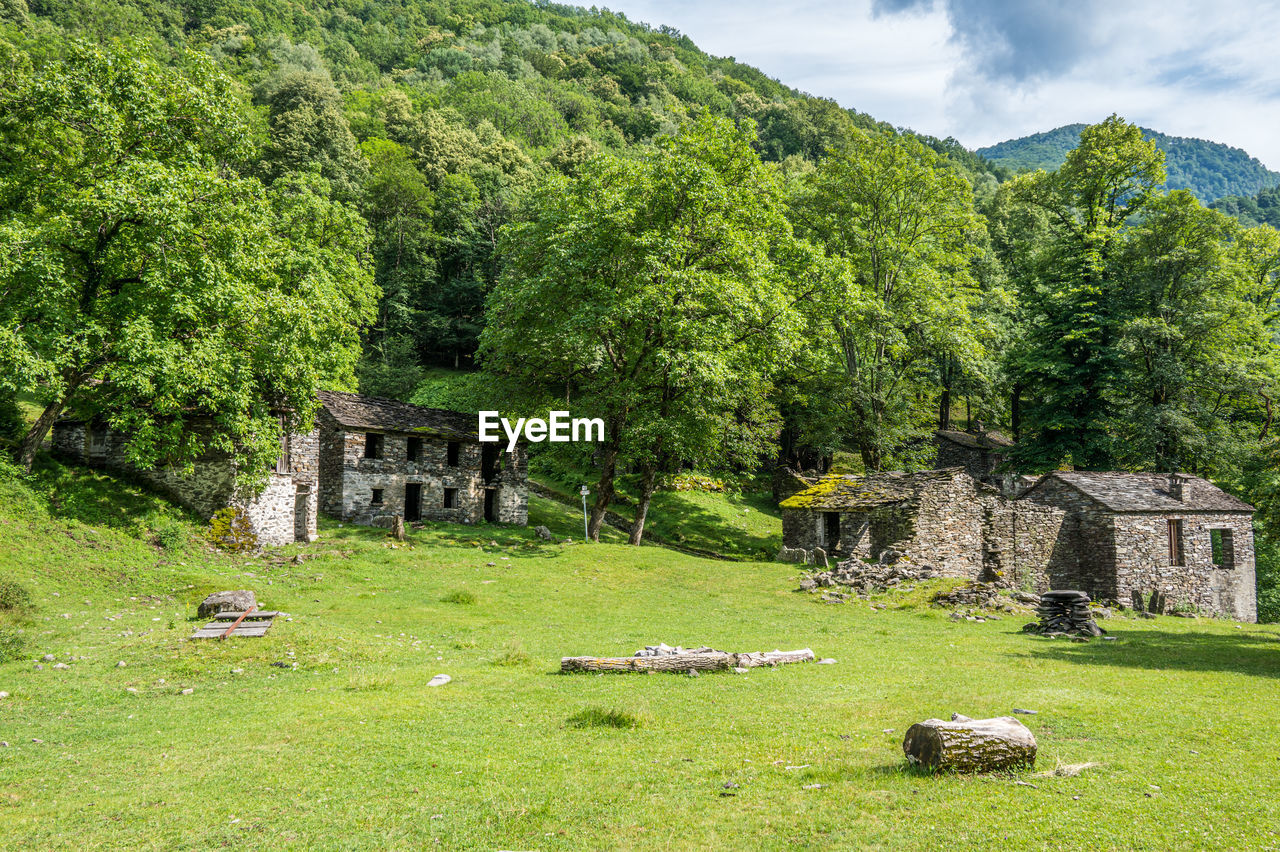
[779,469,994,578]
[781,468,1258,622]
[51,420,319,547]
[316,390,528,528]
[933,426,1014,483]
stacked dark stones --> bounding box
[1031,590,1104,637]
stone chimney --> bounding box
[968,419,985,435]
[1168,473,1193,502]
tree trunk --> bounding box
[938,385,951,431]
[587,420,622,542]
[561,649,815,674]
[629,463,658,546]
[17,397,68,472]
[902,714,1037,772]
[1011,384,1022,441]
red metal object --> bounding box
[220,606,256,640]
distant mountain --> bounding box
[977,124,1280,204]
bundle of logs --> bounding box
[561,647,815,673]
[1027,590,1105,637]
[903,713,1037,772]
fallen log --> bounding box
[560,649,815,674]
[734,649,816,668]
[902,714,1037,772]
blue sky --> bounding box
[600,0,1280,168]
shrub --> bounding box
[566,707,642,729]
[205,507,257,552]
[0,577,32,611]
[441,590,477,605]
[149,517,188,552]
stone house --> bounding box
[316,390,528,527]
[779,468,1000,579]
[52,418,319,547]
[780,467,1257,621]
[1011,472,1255,621]
[933,423,1014,483]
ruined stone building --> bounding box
[933,424,1014,483]
[779,469,998,579]
[316,391,527,528]
[51,391,529,546]
[780,468,1257,621]
[52,418,319,547]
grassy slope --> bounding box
[533,469,782,560]
[2,466,1280,850]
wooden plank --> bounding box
[212,611,281,620]
[220,606,256,639]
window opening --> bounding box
[1167,519,1184,566]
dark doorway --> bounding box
[484,488,497,522]
[404,483,422,522]
[823,512,840,550]
[294,485,310,542]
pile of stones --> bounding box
[1026,590,1105,637]
[933,581,1000,609]
[633,643,723,657]
[799,551,940,595]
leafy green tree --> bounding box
[1109,193,1277,472]
[1006,116,1166,470]
[0,40,376,475]
[482,117,811,542]
[258,66,368,203]
[356,138,436,398]
[790,129,986,470]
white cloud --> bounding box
[602,0,1280,168]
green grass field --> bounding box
[2,461,1280,850]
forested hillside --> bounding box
[2,0,1280,617]
[1212,184,1280,229]
[979,123,1280,203]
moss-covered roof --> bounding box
[779,469,965,511]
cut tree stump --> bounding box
[902,714,1037,772]
[560,649,814,674]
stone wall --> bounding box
[934,438,1006,482]
[907,473,986,577]
[780,471,987,574]
[1111,513,1256,621]
[51,420,319,547]
[316,411,528,527]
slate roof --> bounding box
[317,390,478,441]
[935,429,1015,450]
[780,468,967,511]
[1025,471,1254,514]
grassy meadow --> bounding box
[1,461,1279,850]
